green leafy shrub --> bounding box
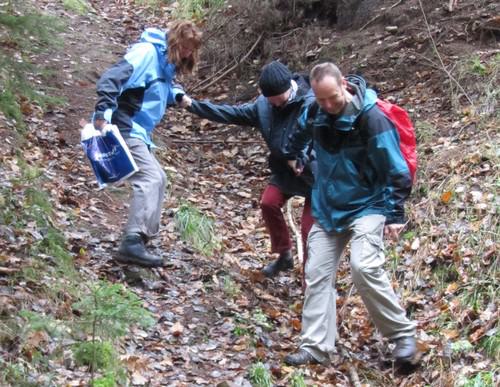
[73,281,155,340]
[73,341,115,371]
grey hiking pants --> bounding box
[300,215,416,363]
[124,137,167,239]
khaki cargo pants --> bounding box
[300,214,416,363]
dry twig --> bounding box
[417,0,475,108]
[191,33,264,93]
[286,199,303,264]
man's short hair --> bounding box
[310,63,343,84]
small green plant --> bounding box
[175,203,221,255]
[19,310,66,338]
[461,371,495,387]
[62,0,91,14]
[74,341,116,371]
[248,362,273,387]
[232,325,252,337]
[470,57,487,77]
[0,359,37,387]
[252,308,273,331]
[73,281,155,340]
[172,0,225,20]
[415,120,436,144]
[92,373,118,387]
[451,339,474,356]
[290,370,307,387]
[223,275,240,298]
[481,330,500,361]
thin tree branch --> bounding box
[417,0,475,107]
[191,33,264,93]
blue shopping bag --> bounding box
[81,124,139,188]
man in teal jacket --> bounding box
[284,62,417,365]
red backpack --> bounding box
[375,99,417,182]
[305,98,418,182]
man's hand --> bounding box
[384,224,404,241]
[180,95,192,108]
[288,159,303,175]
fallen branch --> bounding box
[359,0,403,31]
[167,139,260,144]
[192,33,264,93]
[417,0,475,108]
[286,199,303,264]
[339,345,362,387]
[189,59,238,91]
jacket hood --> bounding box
[139,27,167,52]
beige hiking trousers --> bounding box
[300,215,416,363]
[124,137,167,239]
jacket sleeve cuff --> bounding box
[385,213,406,225]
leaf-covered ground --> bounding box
[1,0,498,386]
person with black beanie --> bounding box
[182,61,316,282]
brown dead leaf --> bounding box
[262,306,281,319]
[291,318,302,332]
[171,321,184,337]
[442,329,460,339]
[24,330,49,352]
[121,354,150,373]
[243,269,266,283]
[255,346,266,360]
[445,282,459,295]
[441,191,453,204]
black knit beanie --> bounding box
[258,61,292,97]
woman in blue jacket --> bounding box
[93,21,202,267]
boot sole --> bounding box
[395,350,422,365]
[115,252,164,268]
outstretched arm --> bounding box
[183,96,260,127]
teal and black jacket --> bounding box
[94,28,184,146]
[287,75,412,232]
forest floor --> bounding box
[0,0,498,386]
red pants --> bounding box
[260,184,314,267]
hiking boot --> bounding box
[393,336,417,362]
[284,349,319,366]
[116,233,164,267]
[262,250,293,278]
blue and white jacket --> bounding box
[94,28,184,146]
[287,75,412,232]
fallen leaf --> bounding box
[171,321,184,337]
[441,191,453,204]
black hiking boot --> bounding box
[393,336,417,363]
[116,233,163,267]
[284,349,319,366]
[262,250,293,278]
